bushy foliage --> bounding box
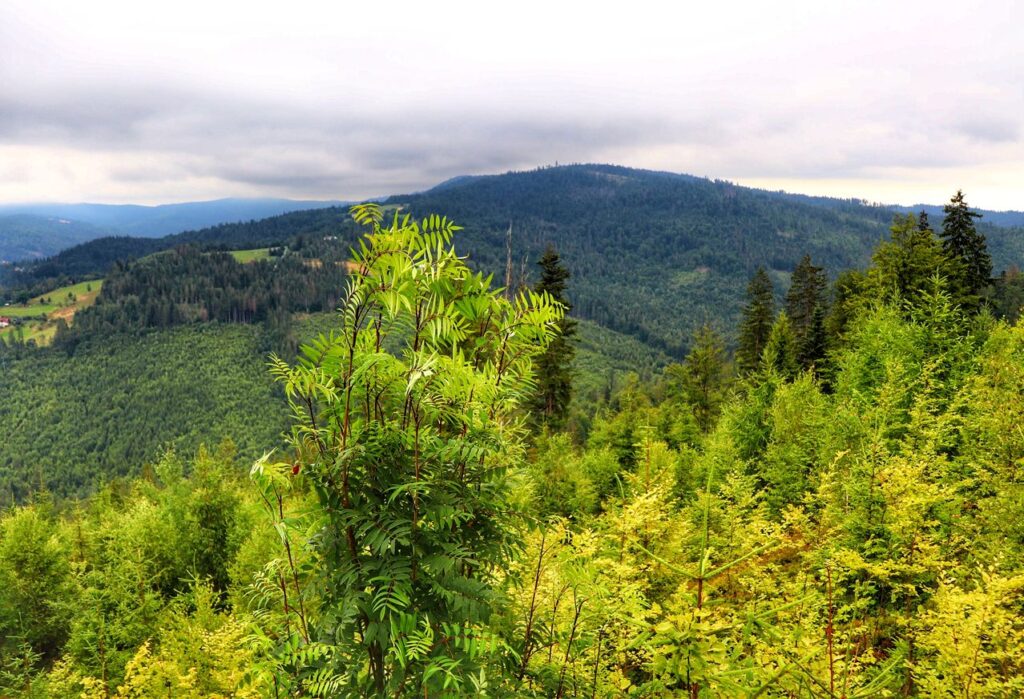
[248,205,562,696]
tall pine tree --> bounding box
[785,254,828,369]
[737,266,775,374]
[941,190,992,310]
[530,245,577,429]
[762,311,799,379]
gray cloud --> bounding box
[0,0,1021,207]
[953,118,1020,144]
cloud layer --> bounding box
[1,0,1022,208]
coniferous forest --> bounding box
[1,188,1023,698]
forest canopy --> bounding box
[1,197,1023,697]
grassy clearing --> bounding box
[2,304,57,318]
[229,248,272,263]
[0,320,53,344]
[1,279,104,346]
[30,279,103,305]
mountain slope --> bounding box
[6,165,1023,353]
[0,316,663,499]
[387,165,1024,352]
[2,207,356,286]
[0,215,112,262]
[0,198,348,265]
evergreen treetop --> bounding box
[785,255,826,333]
[737,266,775,374]
[530,245,577,430]
[941,190,992,308]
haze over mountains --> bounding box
[0,198,344,261]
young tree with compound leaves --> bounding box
[252,204,563,697]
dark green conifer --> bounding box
[762,311,799,379]
[871,214,946,309]
[941,190,992,310]
[530,245,577,429]
[737,267,775,374]
[798,304,828,371]
[785,254,828,368]
[675,324,728,432]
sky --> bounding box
[1,0,1022,209]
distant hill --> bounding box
[892,204,1024,228]
[0,198,345,260]
[2,207,355,286]
[385,165,1024,352]
[5,165,1023,353]
[0,214,112,262]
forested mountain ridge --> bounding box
[0,207,358,293]
[7,165,1022,353]
[387,165,1024,351]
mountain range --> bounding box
[0,198,344,261]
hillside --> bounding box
[0,316,664,500]
[1,207,356,291]
[5,165,1024,354]
[0,280,103,346]
[387,165,1024,351]
[0,215,112,262]
[0,323,286,501]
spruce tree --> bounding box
[798,304,828,371]
[785,254,827,368]
[737,267,775,374]
[941,190,992,310]
[762,311,799,379]
[530,245,577,429]
[677,324,728,432]
[871,213,946,308]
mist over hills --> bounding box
[0,198,344,261]
[0,215,112,263]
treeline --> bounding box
[1,207,358,299]
[55,240,348,349]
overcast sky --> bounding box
[1,0,1021,208]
